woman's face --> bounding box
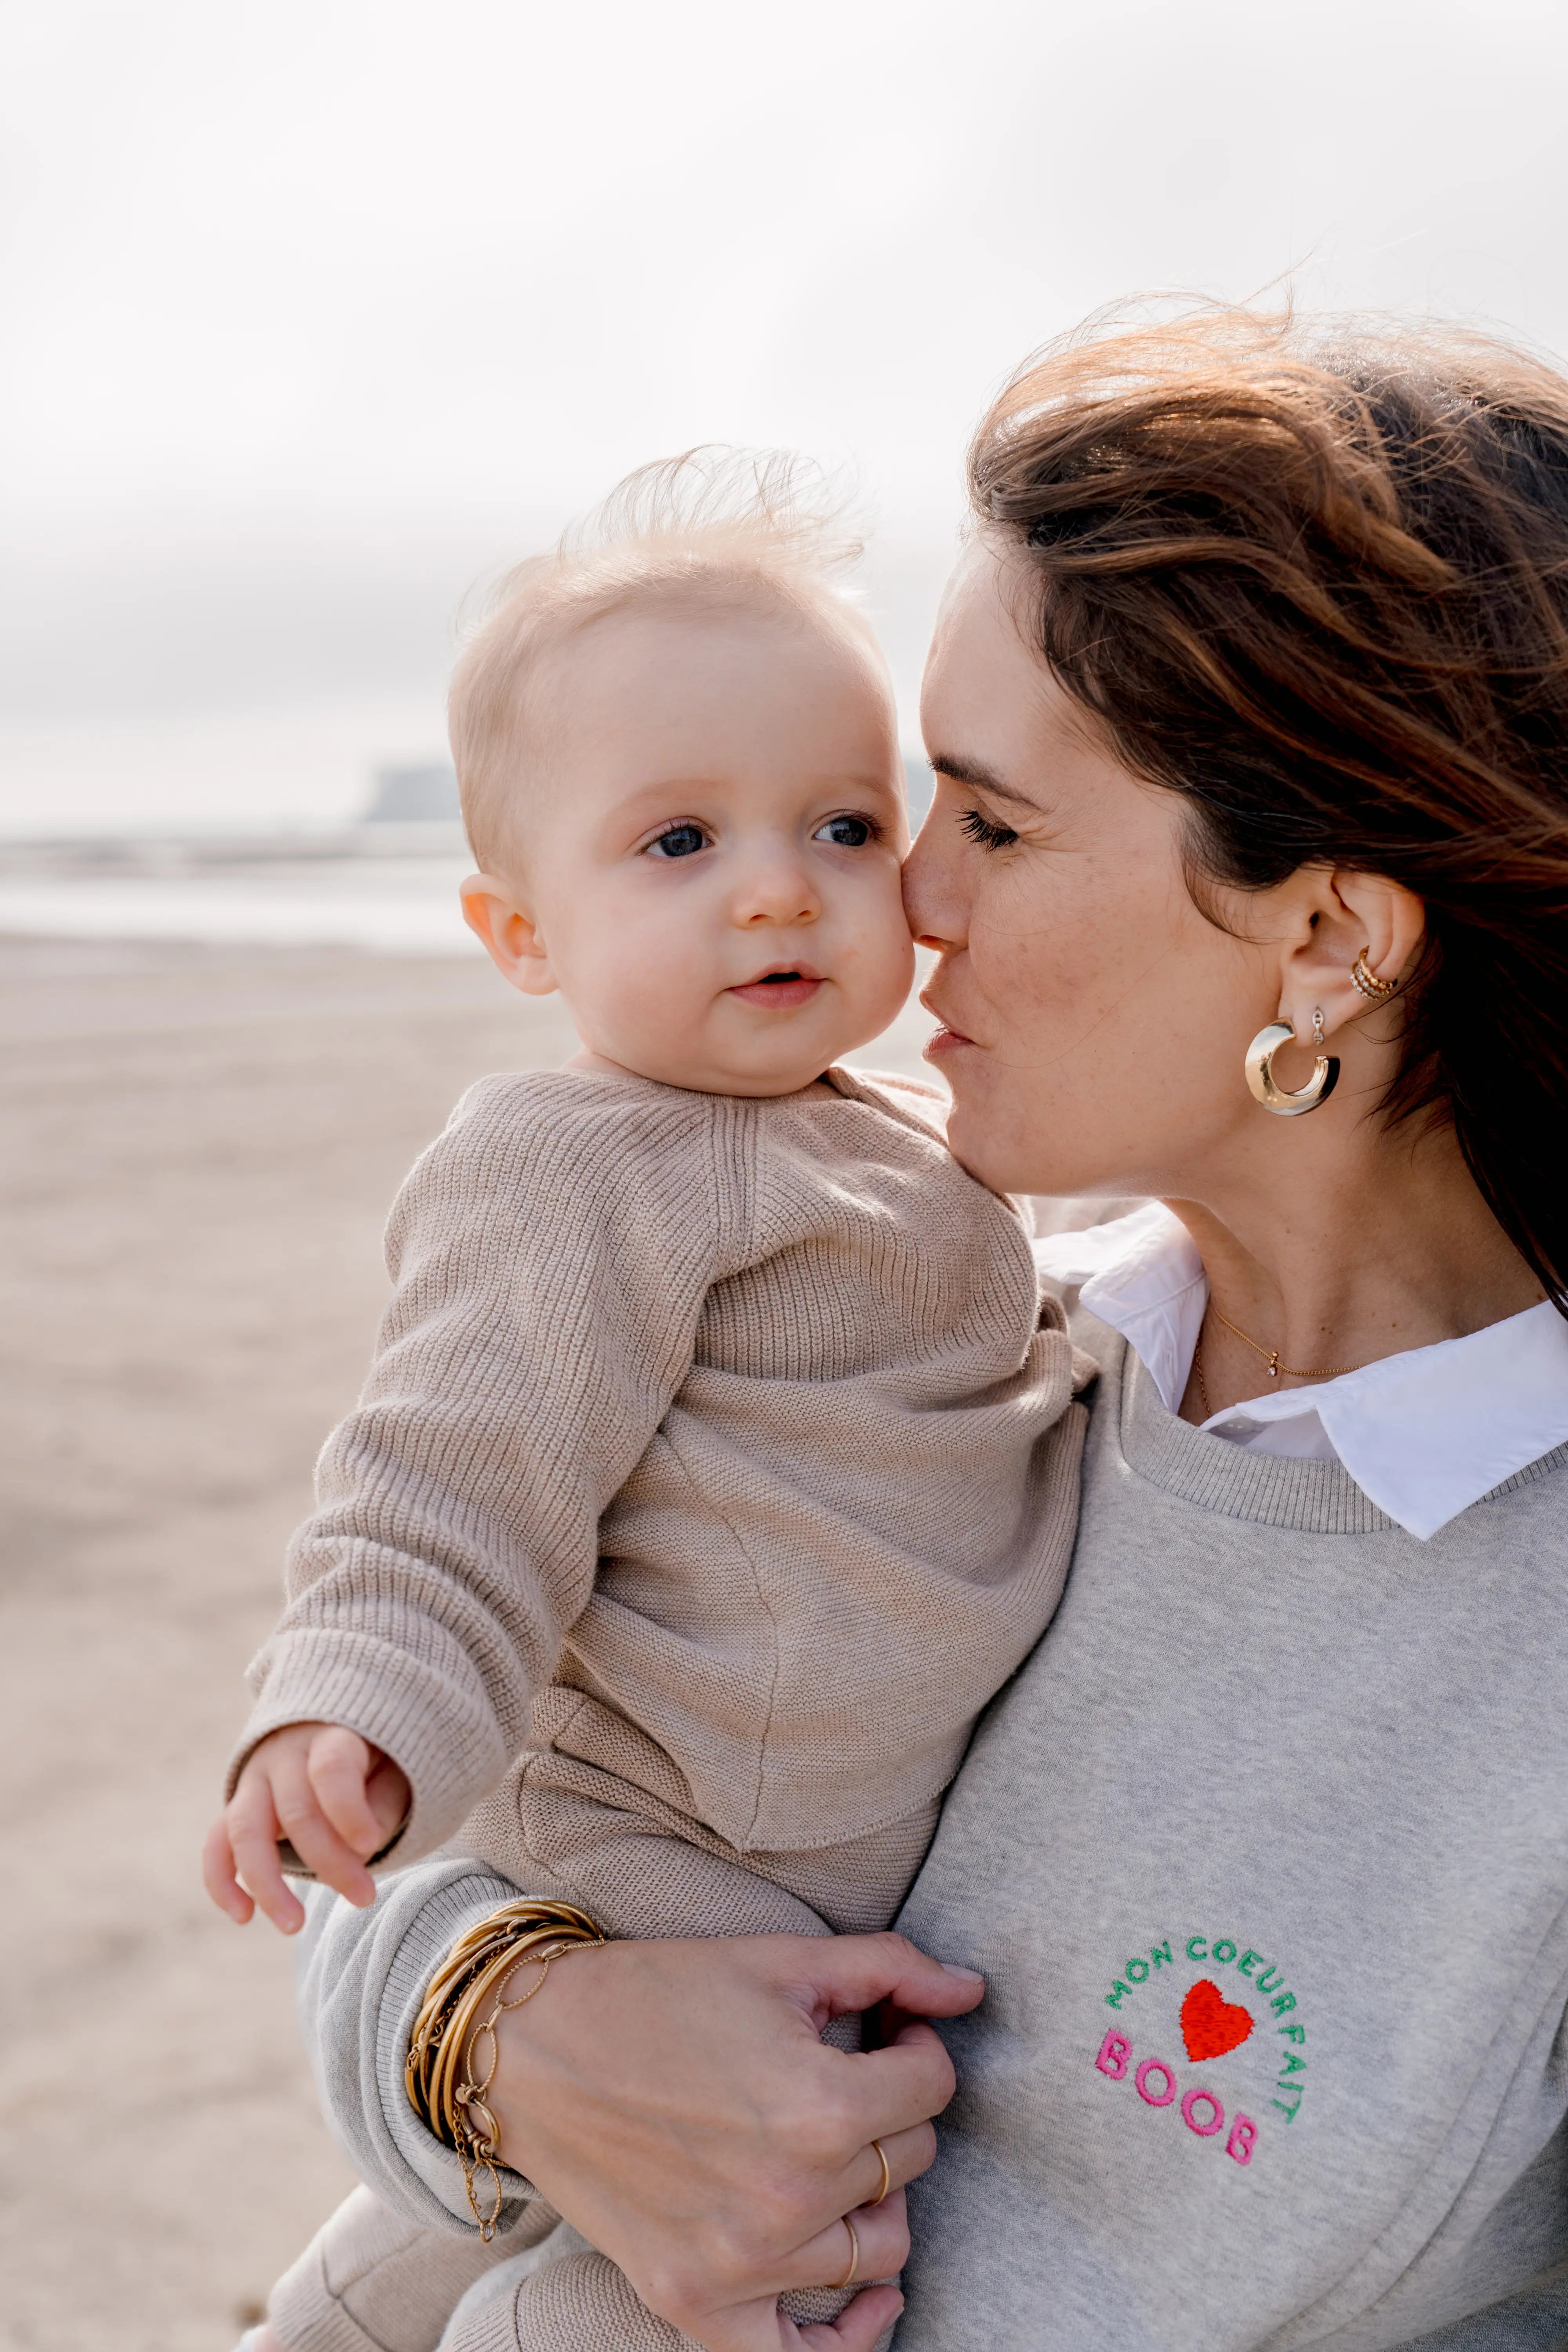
[906,541,1292,1202]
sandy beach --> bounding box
[0,936,939,2352]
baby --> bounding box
[208,456,1089,2352]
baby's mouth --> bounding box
[727,963,824,1011]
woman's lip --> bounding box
[919,989,975,1049]
[727,974,824,1010]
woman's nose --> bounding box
[901,823,963,951]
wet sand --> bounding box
[0,939,939,2351]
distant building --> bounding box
[363,761,461,823]
[361,753,933,829]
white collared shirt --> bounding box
[1034,1200,1568,1539]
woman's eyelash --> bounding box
[959,807,1019,850]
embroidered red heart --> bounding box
[1180,1978,1254,2062]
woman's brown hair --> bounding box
[970,307,1568,1310]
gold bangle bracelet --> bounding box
[407,1900,606,2140]
[405,1898,608,2236]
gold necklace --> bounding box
[1192,1311,1359,1423]
[1193,1336,1213,1421]
[1194,1345,1222,1411]
[1206,1303,1361,1384]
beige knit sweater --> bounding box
[236,1065,1087,1878]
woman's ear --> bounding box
[460,873,559,998]
[1276,869,1426,1044]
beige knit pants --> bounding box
[266,1766,932,2352]
[269,2163,872,2352]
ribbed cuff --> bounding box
[226,1627,508,1863]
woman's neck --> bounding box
[1167,1114,1546,1421]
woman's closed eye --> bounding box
[644,822,711,860]
[959,806,1020,851]
[813,812,880,849]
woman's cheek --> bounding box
[981,867,1102,1050]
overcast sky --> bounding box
[4,0,1567,829]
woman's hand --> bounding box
[487,1929,984,2352]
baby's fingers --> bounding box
[307,1726,394,1859]
[201,1812,254,1924]
[270,1744,378,1909]
[224,1770,307,1934]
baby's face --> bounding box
[465,600,915,1095]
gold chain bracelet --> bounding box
[406,1898,608,2237]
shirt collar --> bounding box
[1033,1201,1208,1418]
[1035,1203,1568,1539]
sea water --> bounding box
[0,855,482,954]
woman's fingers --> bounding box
[796,2285,905,2350]
[773,2191,910,2303]
[788,1930,985,2031]
[831,2026,961,2156]
[844,2122,933,2216]
[688,2281,905,2352]
[482,1929,967,2332]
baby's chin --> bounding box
[581,1026,879,1099]
[644,1056,851,1100]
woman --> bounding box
[272,310,1568,2352]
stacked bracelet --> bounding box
[405,1898,608,2236]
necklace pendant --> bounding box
[1267,1353,1280,1377]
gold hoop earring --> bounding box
[1351,949,1399,1004]
[1245,1019,1339,1117]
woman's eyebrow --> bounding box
[928,750,1038,809]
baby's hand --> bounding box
[202,1723,412,1935]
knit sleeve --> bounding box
[229,1073,742,1860]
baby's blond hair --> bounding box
[448,448,886,871]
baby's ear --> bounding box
[461,873,559,997]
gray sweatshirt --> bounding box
[294,1298,1568,2349]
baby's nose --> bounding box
[734,860,819,924]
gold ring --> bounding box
[869,2138,890,2206]
[834,2216,860,2290]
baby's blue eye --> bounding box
[646,823,709,859]
[815,814,875,848]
